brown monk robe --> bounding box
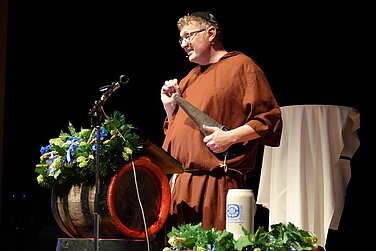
[162,51,282,230]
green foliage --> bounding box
[164,222,318,251]
[35,111,142,188]
[164,223,235,251]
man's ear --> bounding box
[206,26,217,41]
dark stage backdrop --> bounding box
[1,0,373,250]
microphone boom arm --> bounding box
[88,75,129,117]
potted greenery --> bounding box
[163,222,319,251]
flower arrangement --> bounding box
[163,222,318,251]
[35,111,142,188]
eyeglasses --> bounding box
[178,29,206,45]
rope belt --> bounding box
[184,168,243,177]
[170,168,244,193]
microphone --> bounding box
[99,75,129,93]
[89,74,130,116]
[98,74,129,100]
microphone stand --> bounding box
[88,75,129,251]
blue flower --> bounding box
[92,143,97,154]
[63,155,69,165]
[46,151,57,165]
[40,144,52,154]
[93,127,108,141]
[65,136,80,163]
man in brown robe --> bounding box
[160,11,282,231]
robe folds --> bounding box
[162,51,282,230]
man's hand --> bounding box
[161,79,181,120]
[203,125,231,153]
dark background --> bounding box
[1,0,373,250]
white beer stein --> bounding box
[226,189,256,240]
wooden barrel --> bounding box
[51,155,171,240]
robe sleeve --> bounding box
[244,63,283,147]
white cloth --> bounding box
[256,104,360,248]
